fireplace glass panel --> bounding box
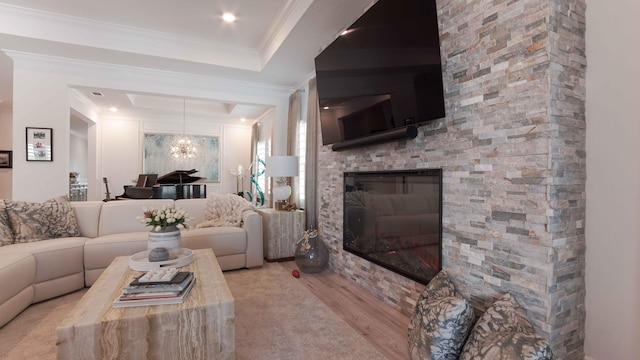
[343,169,442,285]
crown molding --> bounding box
[4,49,296,115]
[258,0,313,67]
[4,50,293,92]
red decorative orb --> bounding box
[292,269,300,278]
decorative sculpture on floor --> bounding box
[246,158,265,206]
[294,229,329,274]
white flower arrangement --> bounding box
[136,206,191,232]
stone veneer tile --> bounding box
[315,0,586,359]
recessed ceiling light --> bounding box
[240,117,246,122]
[109,107,118,112]
[222,12,236,23]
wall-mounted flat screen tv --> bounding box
[315,0,445,147]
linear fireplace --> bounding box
[343,169,442,285]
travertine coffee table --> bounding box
[56,249,235,359]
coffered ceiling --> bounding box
[0,0,375,121]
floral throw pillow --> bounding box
[408,271,476,360]
[5,195,81,243]
[0,200,15,246]
[459,293,553,360]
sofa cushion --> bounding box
[98,199,174,236]
[181,227,247,256]
[373,195,395,216]
[175,198,208,227]
[5,195,81,243]
[0,252,35,304]
[0,200,14,246]
[70,201,103,238]
[375,213,440,240]
[84,232,149,270]
[0,237,87,284]
[459,293,553,360]
[0,252,36,328]
[408,271,475,360]
[82,231,148,286]
[390,194,427,215]
[344,190,372,208]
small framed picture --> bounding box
[0,150,12,168]
[26,127,53,161]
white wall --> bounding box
[585,0,640,358]
[100,119,140,199]
[99,116,254,198]
[0,109,11,199]
[222,125,256,195]
[6,51,292,202]
[69,132,88,183]
[12,65,71,201]
[0,49,12,199]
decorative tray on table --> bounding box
[128,248,194,271]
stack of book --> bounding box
[113,269,196,308]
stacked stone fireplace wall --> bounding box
[316,0,586,358]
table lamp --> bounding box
[266,156,299,210]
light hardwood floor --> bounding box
[280,261,411,360]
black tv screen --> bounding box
[315,0,445,146]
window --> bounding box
[255,137,269,203]
[297,118,307,208]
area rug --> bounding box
[0,262,386,360]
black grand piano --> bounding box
[118,169,206,200]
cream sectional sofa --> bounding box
[0,197,263,328]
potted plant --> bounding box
[137,206,191,260]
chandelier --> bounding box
[168,99,201,162]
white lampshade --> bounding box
[266,156,299,206]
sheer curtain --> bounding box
[287,90,302,208]
[249,121,264,206]
[304,78,320,230]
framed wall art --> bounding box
[0,150,12,168]
[143,133,220,182]
[26,127,53,161]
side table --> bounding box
[256,208,305,261]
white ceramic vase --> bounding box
[147,226,182,259]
